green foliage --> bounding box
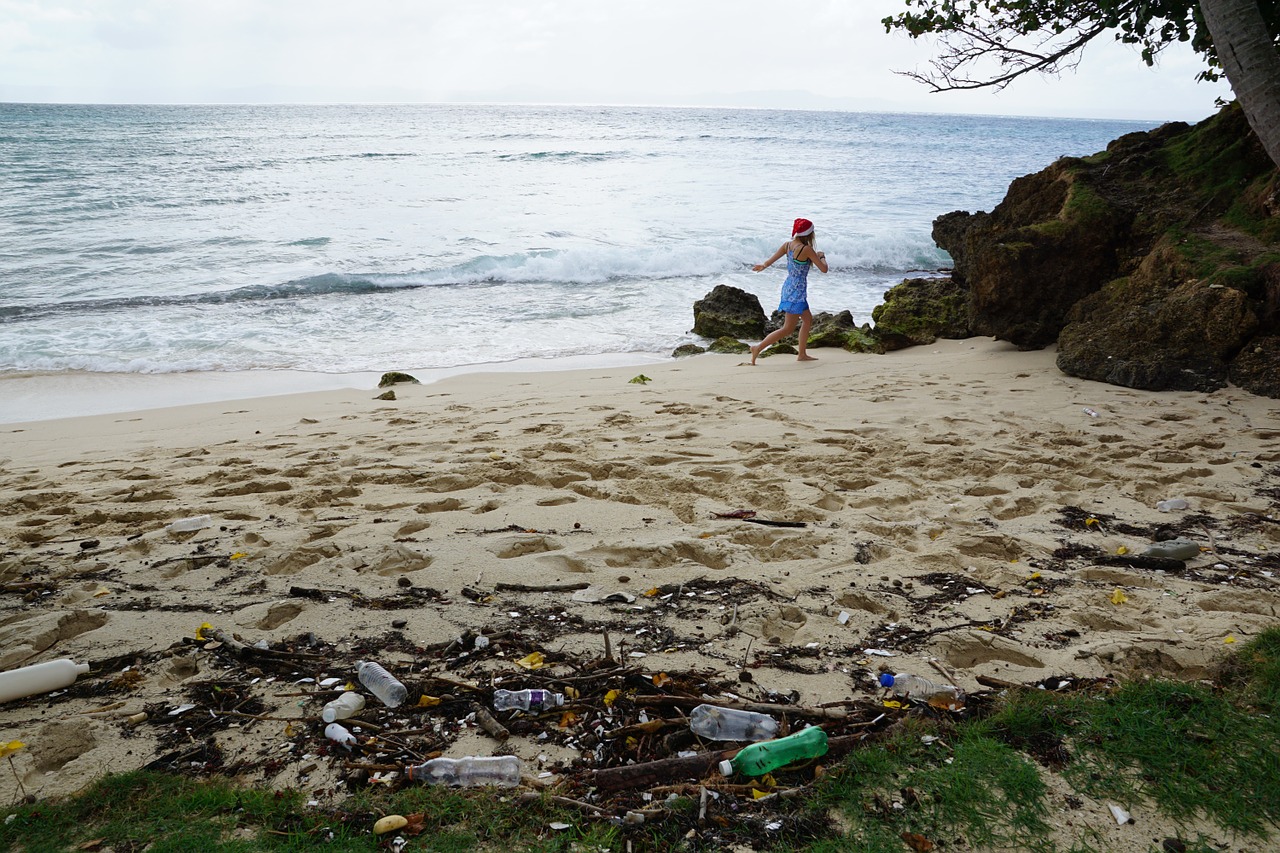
[883,0,1280,89]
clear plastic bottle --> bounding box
[321,691,367,723]
[166,515,211,533]
[404,755,521,787]
[879,673,965,710]
[325,722,357,748]
[493,688,564,712]
[718,726,828,777]
[1156,498,1189,512]
[689,704,779,742]
[356,661,408,708]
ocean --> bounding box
[0,103,1160,417]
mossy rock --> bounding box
[760,343,797,357]
[374,390,397,401]
[708,337,750,354]
[872,277,971,346]
[378,372,420,388]
[844,327,888,354]
[672,344,706,358]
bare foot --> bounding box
[797,354,818,362]
[748,344,762,366]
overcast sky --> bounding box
[0,0,1233,122]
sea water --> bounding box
[0,103,1158,415]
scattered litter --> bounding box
[1108,804,1132,825]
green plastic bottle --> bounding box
[718,725,829,777]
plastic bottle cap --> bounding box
[718,759,734,776]
[878,672,895,688]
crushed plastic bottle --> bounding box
[879,673,966,710]
[718,726,828,777]
[166,515,211,533]
[404,755,521,787]
[321,691,367,723]
[356,661,408,708]
[688,704,780,742]
[1156,498,1190,512]
[493,688,564,712]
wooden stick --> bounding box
[741,518,807,528]
[494,581,591,593]
[471,703,510,741]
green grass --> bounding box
[5,629,1280,852]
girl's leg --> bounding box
[749,314,800,365]
[796,310,817,361]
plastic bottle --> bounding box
[0,659,90,704]
[166,515,211,533]
[1156,498,1189,512]
[718,726,828,777]
[356,661,408,708]
[493,688,564,712]
[325,722,357,748]
[879,673,965,710]
[688,704,779,742]
[404,755,521,787]
[321,691,367,723]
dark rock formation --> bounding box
[935,103,1279,396]
[692,285,766,339]
[671,344,706,358]
[378,372,419,387]
[1230,335,1280,397]
[708,337,750,354]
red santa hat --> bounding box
[792,218,814,237]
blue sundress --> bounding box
[778,250,811,314]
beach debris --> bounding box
[1083,407,1099,417]
[165,514,211,534]
[1141,538,1201,561]
[1156,498,1190,512]
[0,659,91,704]
[628,374,652,384]
[1110,588,1129,605]
[712,509,758,519]
[373,814,409,834]
[377,371,419,387]
[742,517,807,528]
[1108,803,1133,825]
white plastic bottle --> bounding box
[321,691,367,723]
[879,673,965,710]
[166,515,211,533]
[493,688,564,712]
[356,661,408,708]
[688,704,780,742]
[0,659,90,704]
[404,755,521,787]
[325,722,357,748]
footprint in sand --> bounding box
[936,632,1046,670]
[0,610,109,669]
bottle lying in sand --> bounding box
[324,722,357,748]
[879,673,966,710]
[718,726,828,777]
[321,691,366,723]
[689,704,779,742]
[356,661,408,708]
[404,755,521,787]
[492,688,564,712]
[166,514,211,533]
[0,658,90,704]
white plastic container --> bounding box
[0,659,90,704]
[325,722,357,748]
[688,704,779,742]
[356,660,408,707]
[321,691,366,723]
[166,514,212,533]
[404,755,521,787]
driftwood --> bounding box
[588,733,867,793]
[210,629,325,661]
[494,581,591,593]
[1093,554,1187,572]
[741,518,807,528]
[470,702,511,741]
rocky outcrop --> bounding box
[935,103,1280,396]
[871,277,971,347]
[692,285,766,339]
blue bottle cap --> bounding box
[878,672,896,688]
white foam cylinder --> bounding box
[0,659,90,703]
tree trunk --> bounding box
[1198,0,1280,169]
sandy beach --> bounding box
[2,339,1278,846]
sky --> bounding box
[0,0,1234,122]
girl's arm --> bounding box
[752,242,789,272]
[798,245,829,273]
